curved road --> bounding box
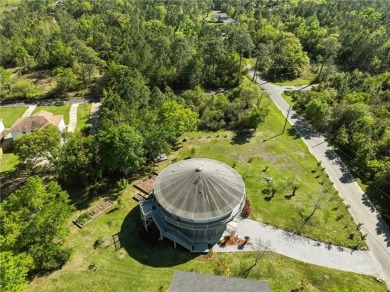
[250,70,390,287]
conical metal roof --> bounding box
[153,158,245,222]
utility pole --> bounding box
[282,106,291,133]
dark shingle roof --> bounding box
[153,158,245,222]
[169,271,270,292]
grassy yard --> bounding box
[32,104,71,125]
[0,152,19,173]
[0,106,28,128]
[274,68,316,86]
[274,78,312,86]
[158,105,364,249]
[282,92,295,106]
[27,88,383,291]
[28,188,385,292]
[76,103,92,132]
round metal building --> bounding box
[140,158,246,252]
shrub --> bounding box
[241,198,252,218]
[10,79,41,99]
[93,236,105,249]
[116,178,128,191]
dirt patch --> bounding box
[23,69,56,92]
[262,153,286,162]
[296,151,307,158]
[196,252,216,260]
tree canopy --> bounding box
[0,177,72,275]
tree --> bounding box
[53,67,80,93]
[159,100,198,139]
[13,125,61,165]
[57,135,102,187]
[9,79,41,100]
[0,252,33,292]
[98,124,145,174]
[0,66,12,97]
[305,98,331,130]
[49,40,74,67]
[0,177,72,273]
[227,25,255,83]
[270,31,309,79]
[245,107,268,129]
[316,35,341,80]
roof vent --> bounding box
[195,167,202,172]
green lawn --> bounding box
[28,190,385,292]
[32,104,71,125]
[161,105,363,249]
[274,78,312,86]
[76,103,92,132]
[282,92,295,106]
[275,68,316,86]
[0,106,28,128]
[0,152,20,173]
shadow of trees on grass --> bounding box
[118,206,196,267]
[230,129,255,145]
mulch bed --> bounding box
[132,192,152,202]
[217,235,252,247]
[73,198,114,228]
[133,173,157,195]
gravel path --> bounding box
[248,67,390,287]
[22,105,37,117]
[67,103,79,132]
[214,219,383,277]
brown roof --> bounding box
[33,110,63,126]
[10,110,63,133]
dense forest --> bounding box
[0,0,390,290]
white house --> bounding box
[0,120,5,140]
[9,110,66,139]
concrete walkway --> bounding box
[67,103,80,133]
[89,102,101,134]
[22,105,37,117]
[248,67,390,287]
[214,219,383,277]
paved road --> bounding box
[0,97,89,108]
[214,219,383,277]
[250,69,390,287]
[89,102,101,134]
[67,103,80,132]
[21,105,37,117]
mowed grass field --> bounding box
[158,105,364,248]
[28,191,385,292]
[28,93,386,291]
[32,104,71,125]
[0,106,27,128]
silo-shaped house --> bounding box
[139,158,246,252]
